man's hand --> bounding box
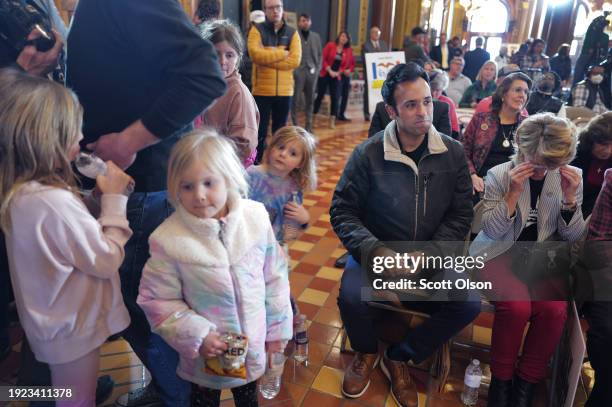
[372,247,422,278]
[86,120,159,170]
[87,132,137,170]
[16,28,63,76]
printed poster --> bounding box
[364,51,406,114]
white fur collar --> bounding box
[151,194,271,266]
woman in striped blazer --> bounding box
[470,114,586,407]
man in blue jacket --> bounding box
[463,37,490,82]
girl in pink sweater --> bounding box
[197,19,260,167]
[0,70,134,407]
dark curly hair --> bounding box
[335,31,352,49]
[196,0,221,22]
[381,63,429,111]
[491,72,532,114]
[577,112,612,157]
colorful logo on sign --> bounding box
[371,60,401,88]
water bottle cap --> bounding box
[472,359,480,366]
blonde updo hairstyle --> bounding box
[513,113,577,168]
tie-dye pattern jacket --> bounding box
[137,195,292,388]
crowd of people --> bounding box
[0,1,611,407]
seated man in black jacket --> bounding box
[368,99,451,138]
[331,63,480,407]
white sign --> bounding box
[564,301,586,407]
[364,52,406,114]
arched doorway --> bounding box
[463,0,510,59]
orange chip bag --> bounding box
[204,332,248,379]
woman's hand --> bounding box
[96,161,134,195]
[559,165,581,204]
[329,70,339,78]
[471,174,485,194]
[343,69,351,76]
[199,331,228,359]
[284,202,310,225]
[508,162,534,196]
[504,162,534,217]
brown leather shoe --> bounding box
[341,352,380,398]
[380,353,419,407]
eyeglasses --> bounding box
[265,5,283,11]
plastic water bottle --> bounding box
[259,372,281,399]
[460,359,482,406]
[75,152,107,179]
[75,152,134,194]
[259,352,286,399]
[282,191,301,242]
[293,314,309,364]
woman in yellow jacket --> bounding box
[247,0,301,163]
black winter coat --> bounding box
[330,124,473,266]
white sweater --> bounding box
[5,182,132,364]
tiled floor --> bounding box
[0,108,593,406]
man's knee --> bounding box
[338,257,367,311]
[462,300,482,321]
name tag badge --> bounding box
[481,123,489,131]
[310,67,316,74]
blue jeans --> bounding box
[119,191,190,407]
[337,256,481,363]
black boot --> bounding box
[511,375,536,407]
[334,252,349,268]
[487,377,512,407]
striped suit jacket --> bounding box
[470,161,587,260]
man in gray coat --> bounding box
[291,13,322,132]
[362,25,389,121]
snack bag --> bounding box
[204,332,248,379]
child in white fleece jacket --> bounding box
[0,70,134,407]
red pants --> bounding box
[480,253,567,382]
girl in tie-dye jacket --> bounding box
[137,131,292,403]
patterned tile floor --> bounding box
[0,109,593,406]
